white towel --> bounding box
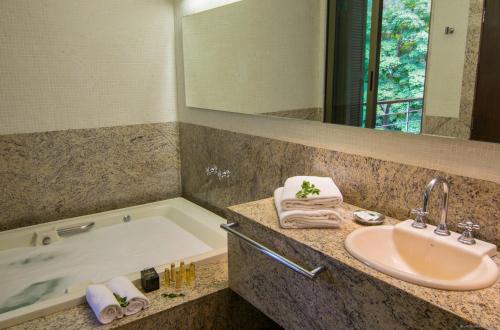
[86,284,124,324]
[274,187,342,228]
[281,176,343,210]
[106,276,150,316]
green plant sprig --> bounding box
[161,292,185,299]
[295,180,320,199]
[113,293,129,307]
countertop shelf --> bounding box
[227,198,500,329]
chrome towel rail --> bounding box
[221,222,325,279]
[57,222,95,236]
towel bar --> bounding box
[221,222,325,279]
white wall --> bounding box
[424,0,469,118]
[181,0,325,114]
[0,0,177,135]
[175,0,500,184]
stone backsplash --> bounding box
[0,122,181,231]
[180,123,499,245]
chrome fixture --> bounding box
[220,222,324,279]
[410,208,428,229]
[206,165,232,181]
[457,221,480,245]
[217,169,231,181]
[205,165,219,177]
[123,215,131,222]
[56,222,95,237]
[412,176,451,236]
[444,26,455,34]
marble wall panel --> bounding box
[0,122,181,230]
[180,123,499,245]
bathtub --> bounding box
[0,198,227,328]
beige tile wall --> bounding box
[0,0,177,135]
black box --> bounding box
[141,268,160,292]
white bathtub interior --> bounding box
[0,198,227,328]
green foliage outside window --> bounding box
[364,0,431,133]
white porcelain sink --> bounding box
[345,220,498,290]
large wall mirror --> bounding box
[181,0,499,143]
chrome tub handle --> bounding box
[221,222,325,279]
[57,222,95,236]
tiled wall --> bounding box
[0,123,181,231]
[0,0,177,135]
[180,123,499,245]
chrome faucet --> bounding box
[412,177,451,236]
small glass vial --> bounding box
[189,263,196,287]
[175,269,182,289]
[164,269,170,287]
[186,267,192,286]
[170,263,176,285]
[180,261,186,282]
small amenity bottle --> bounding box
[164,269,170,287]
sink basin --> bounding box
[345,220,498,290]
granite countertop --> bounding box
[227,198,500,329]
[9,260,228,330]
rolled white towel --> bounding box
[106,276,150,316]
[274,187,342,228]
[86,284,124,324]
[281,176,343,210]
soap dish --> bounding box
[353,210,385,226]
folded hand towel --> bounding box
[106,276,150,316]
[86,284,124,324]
[274,187,342,228]
[281,176,343,210]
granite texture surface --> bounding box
[118,289,280,330]
[180,123,500,245]
[0,122,181,231]
[422,0,483,139]
[423,115,471,139]
[9,260,280,330]
[226,198,499,330]
[262,108,324,122]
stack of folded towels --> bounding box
[274,176,344,229]
[86,276,150,325]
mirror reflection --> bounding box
[182,0,499,143]
[182,0,326,120]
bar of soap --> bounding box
[353,210,385,225]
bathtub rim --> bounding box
[0,197,226,250]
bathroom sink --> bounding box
[345,220,498,290]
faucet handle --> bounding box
[205,165,218,176]
[457,220,480,245]
[410,208,428,229]
[217,169,231,181]
[458,220,480,231]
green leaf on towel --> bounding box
[113,293,129,307]
[295,180,321,199]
